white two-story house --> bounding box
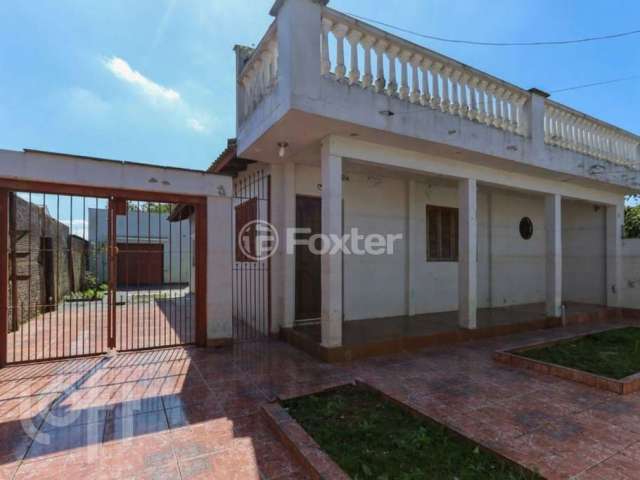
[216,0,640,360]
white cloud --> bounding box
[67,87,110,116]
[187,117,206,133]
[104,56,180,103]
[102,55,217,134]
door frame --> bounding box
[293,194,345,325]
[295,194,322,322]
[0,179,209,365]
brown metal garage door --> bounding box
[117,243,163,287]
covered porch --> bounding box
[283,302,619,362]
[270,135,626,361]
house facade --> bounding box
[1,0,640,364]
[223,0,640,353]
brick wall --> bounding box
[7,195,89,329]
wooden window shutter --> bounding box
[441,209,452,259]
[426,205,459,262]
[452,208,459,260]
[427,206,439,260]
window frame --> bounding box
[426,205,459,262]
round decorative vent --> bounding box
[519,217,533,240]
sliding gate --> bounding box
[1,185,206,365]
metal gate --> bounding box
[232,169,271,341]
[111,198,197,352]
[1,185,206,365]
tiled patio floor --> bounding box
[1,319,640,479]
[7,297,194,363]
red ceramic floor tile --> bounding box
[99,433,176,477]
[179,444,261,480]
[103,410,169,442]
[5,322,640,479]
[25,421,106,462]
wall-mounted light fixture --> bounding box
[278,142,289,158]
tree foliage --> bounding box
[625,204,640,238]
[127,202,173,213]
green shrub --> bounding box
[625,205,640,238]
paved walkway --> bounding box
[1,320,639,479]
[7,296,194,362]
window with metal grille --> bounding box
[426,205,459,262]
[235,197,257,262]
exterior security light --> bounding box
[278,142,289,158]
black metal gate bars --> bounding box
[2,189,199,364]
[232,169,271,341]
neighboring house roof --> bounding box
[167,204,194,222]
[169,139,254,221]
[207,138,255,176]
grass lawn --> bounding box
[519,327,640,380]
[282,384,540,480]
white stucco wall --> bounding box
[622,239,640,308]
[487,190,546,307]
[562,199,607,304]
[412,183,460,314]
[343,173,407,320]
[292,165,552,321]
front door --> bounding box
[295,196,321,321]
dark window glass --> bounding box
[426,205,459,261]
[519,217,533,240]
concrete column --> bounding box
[320,140,343,348]
[283,162,296,328]
[206,196,233,343]
[406,179,417,316]
[269,164,285,332]
[545,194,562,317]
[525,88,549,165]
[271,0,326,102]
[606,203,623,306]
[458,178,477,329]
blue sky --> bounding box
[1,0,639,172]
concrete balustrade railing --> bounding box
[238,22,278,123]
[238,2,639,173]
[544,101,640,167]
[320,8,530,136]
